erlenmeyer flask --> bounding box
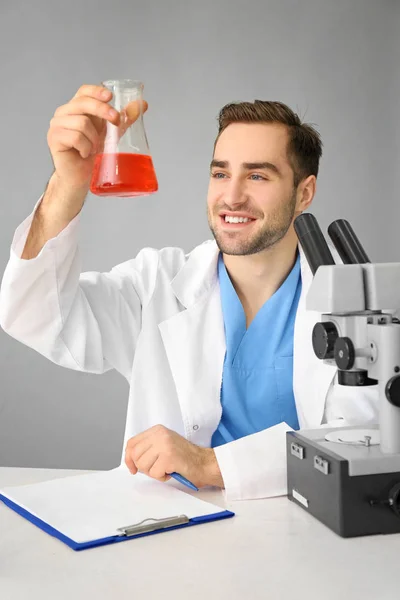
[90,79,158,197]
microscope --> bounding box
[286,213,400,537]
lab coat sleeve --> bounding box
[322,373,379,426]
[213,422,293,501]
[0,200,158,380]
[214,379,380,501]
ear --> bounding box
[296,175,316,212]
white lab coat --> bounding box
[0,202,380,501]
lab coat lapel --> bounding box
[294,246,336,427]
[159,239,337,437]
[158,241,226,443]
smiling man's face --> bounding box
[207,122,299,256]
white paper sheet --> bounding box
[1,469,225,544]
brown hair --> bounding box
[215,100,322,187]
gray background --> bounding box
[0,0,399,469]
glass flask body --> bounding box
[90,79,158,197]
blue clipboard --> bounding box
[0,493,234,551]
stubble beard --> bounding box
[208,189,297,256]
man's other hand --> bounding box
[124,425,224,489]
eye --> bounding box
[211,172,227,179]
[249,173,266,181]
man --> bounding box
[0,85,379,501]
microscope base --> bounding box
[286,426,400,537]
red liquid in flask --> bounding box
[90,153,158,197]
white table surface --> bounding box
[1,467,400,600]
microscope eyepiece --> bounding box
[327,219,370,264]
[294,213,335,275]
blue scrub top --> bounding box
[211,252,302,448]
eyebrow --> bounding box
[210,159,282,176]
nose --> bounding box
[223,178,246,209]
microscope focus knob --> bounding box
[312,322,338,359]
[334,337,355,370]
[385,376,400,407]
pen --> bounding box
[169,472,199,491]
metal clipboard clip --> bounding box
[116,514,189,537]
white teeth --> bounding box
[224,216,251,223]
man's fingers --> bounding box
[136,450,160,475]
[125,440,152,474]
[67,86,148,141]
[73,84,112,101]
[50,115,100,151]
[47,128,94,159]
[56,95,120,123]
[68,86,148,141]
[118,100,149,138]
[149,459,170,482]
[125,426,172,477]
[55,96,120,129]
[129,441,152,464]
[126,424,163,449]
[125,99,148,122]
[124,448,138,474]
